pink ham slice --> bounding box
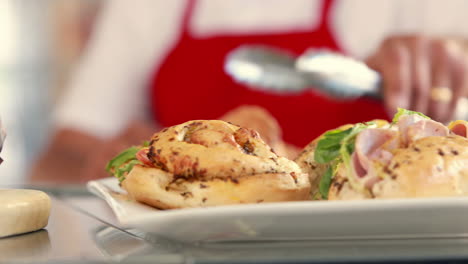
[450,123,467,138]
[348,114,455,192]
[351,151,381,188]
[350,128,399,190]
[397,114,427,145]
[354,128,399,174]
[352,151,366,178]
[398,115,449,146]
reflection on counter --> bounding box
[91,225,468,264]
[0,230,50,262]
[0,196,118,263]
[1,190,468,263]
[92,226,184,263]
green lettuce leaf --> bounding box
[106,141,150,182]
[318,167,333,199]
[392,108,430,124]
[314,128,353,164]
[113,159,142,183]
[314,122,375,199]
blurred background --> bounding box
[0,0,102,184]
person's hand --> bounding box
[366,35,468,123]
[30,120,158,184]
[220,105,282,145]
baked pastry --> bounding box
[297,108,468,200]
[220,105,300,159]
[107,120,310,209]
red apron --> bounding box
[150,0,388,147]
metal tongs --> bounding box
[224,45,468,119]
[0,118,5,165]
[224,45,381,99]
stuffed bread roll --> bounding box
[107,120,310,209]
[297,108,468,200]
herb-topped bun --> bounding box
[297,109,468,200]
[106,120,311,209]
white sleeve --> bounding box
[332,0,468,59]
[54,0,186,139]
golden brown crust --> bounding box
[328,173,369,200]
[374,135,468,198]
[123,120,311,209]
[328,135,468,199]
[219,105,300,159]
[147,120,300,180]
[123,165,311,209]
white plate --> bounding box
[88,177,468,243]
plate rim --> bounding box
[88,177,468,225]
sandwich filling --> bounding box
[314,108,467,199]
[106,141,150,183]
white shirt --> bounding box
[54,0,468,139]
